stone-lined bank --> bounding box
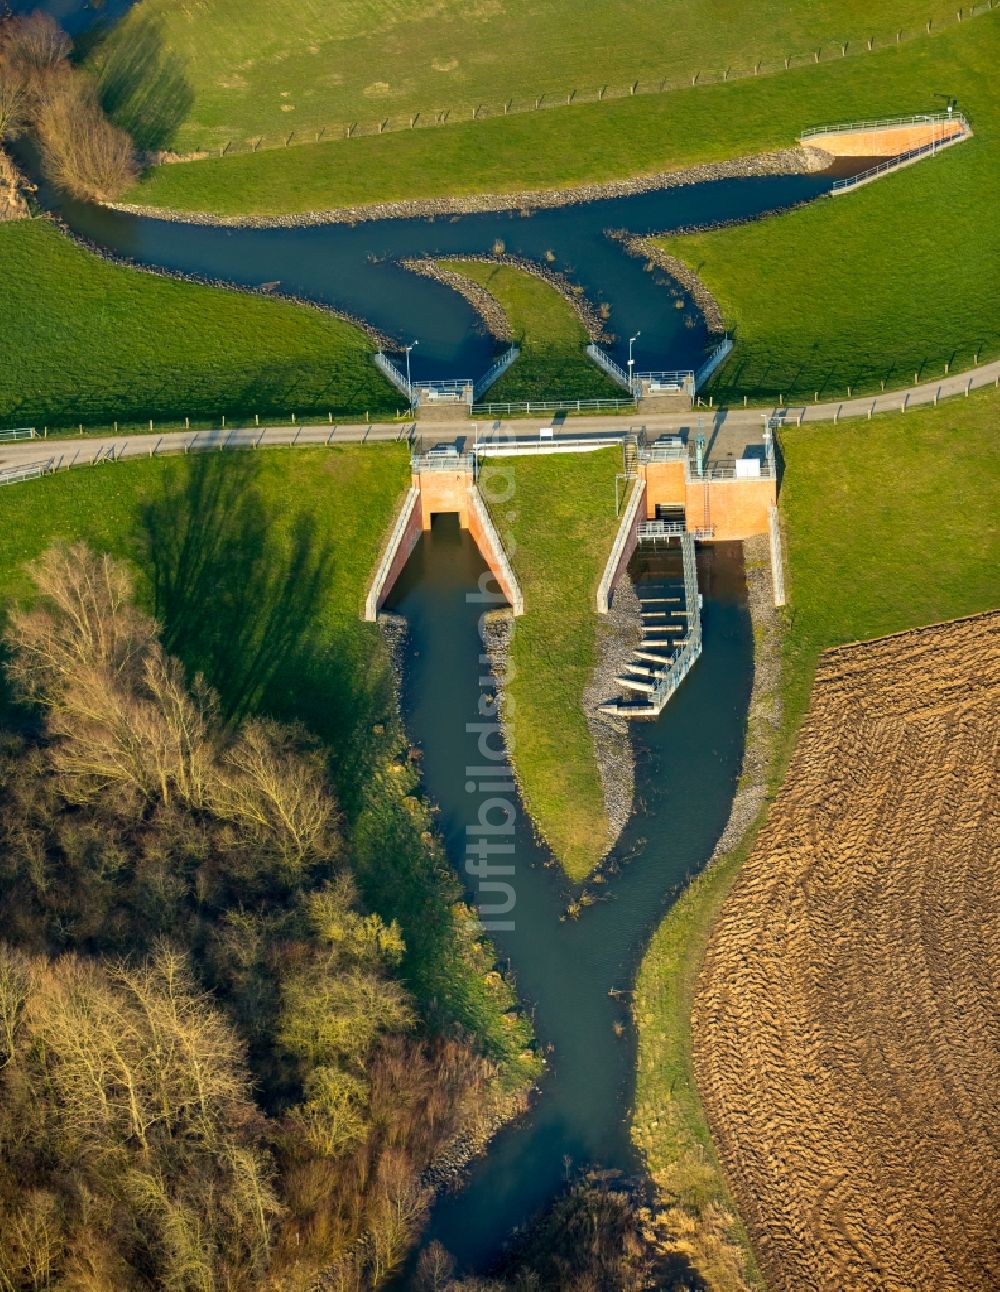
[107,146,831,229]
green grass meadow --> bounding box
[0,448,537,1083]
[482,447,625,880]
[441,260,620,404]
[632,388,1000,1285]
[125,18,993,217]
[653,15,1000,401]
[93,0,965,150]
[0,220,396,430]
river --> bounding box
[12,2,774,1274]
[385,520,753,1272]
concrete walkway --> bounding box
[2,360,997,476]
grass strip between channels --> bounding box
[482,447,625,881]
[438,259,621,404]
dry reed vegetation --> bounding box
[693,612,1000,1291]
[0,13,136,201]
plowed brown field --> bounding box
[693,612,1000,1292]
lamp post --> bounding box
[628,331,641,390]
[404,340,418,411]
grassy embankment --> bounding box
[94,0,960,149]
[0,220,396,431]
[0,448,539,1087]
[631,388,1000,1286]
[650,16,999,401]
[440,260,620,404]
[482,447,625,881]
[123,18,991,216]
[116,17,1000,398]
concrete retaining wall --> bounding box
[419,467,472,527]
[686,476,777,540]
[364,486,421,620]
[467,485,524,614]
[597,479,647,613]
[806,120,966,156]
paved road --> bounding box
[2,360,997,478]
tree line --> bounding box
[0,12,136,200]
[0,543,492,1289]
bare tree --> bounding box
[34,69,137,202]
[0,65,27,142]
[3,12,71,77]
[209,719,338,870]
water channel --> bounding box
[11,2,791,1272]
[386,522,753,1271]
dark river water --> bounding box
[14,1,853,385]
[14,0,771,1275]
[386,521,753,1272]
[41,171,838,382]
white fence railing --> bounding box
[474,434,624,458]
[473,396,634,415]
[373,351,413,399]
[587,344,640,396]
[0,458,56,486]
[364,486,420,621]
[830,128,970,193]
[694,337,734,391]
[411,452,476,473]
[473,346,520,401]
[596,478,646,613]
[800,110,969,139]
[0,427,36,443]
[636,370,695,396]
[468,485,524,615]
[647,532,702,709]
[768,505,787,608]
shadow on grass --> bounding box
[142,454,392,815]
[96,16,194,152]
[141,455,517,1062]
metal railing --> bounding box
[0,427,36,442]
[373,351,413,400]
[699,458,776,480]
[468,485,524,614]
[639,442,688,462]
[411,451,476,472]
[0,458,55,486]
[645,532,703,711]
[830,128,970,192]
[364,486,420,621]
[596,478,646,613]
[694,337,734,390]
[473,346,520,401]
[637,520,685,538]
[635,370,696,396]
[472,396,635,415]
[800,110,969,139]
[473,434,625,457]
[587,344,640,395]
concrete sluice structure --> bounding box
[595,424,779,717]
[366,422,780,719]
[364,448,522,621]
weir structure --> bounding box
[364,446,523,621]
[364,420,780,711]
[593,420,780,716]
